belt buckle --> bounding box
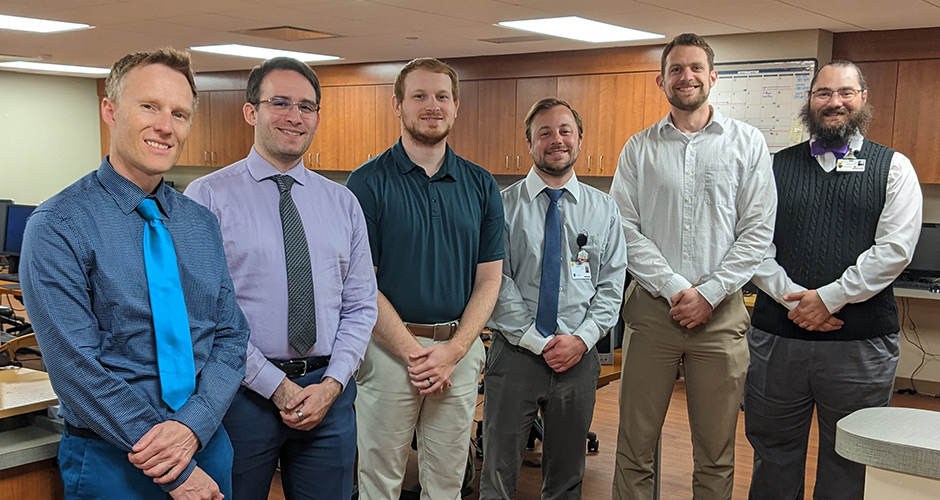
[288,359,308,377]
[432,321,457,341]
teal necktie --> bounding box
[137,198,195,411]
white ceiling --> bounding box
[1,0,939,74]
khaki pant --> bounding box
[613,286,750,500]
[355,335,485,500]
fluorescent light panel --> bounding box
[191,44,340,62]
[0,14,91,33]
[498,16,663,43]
[0,61,109,75]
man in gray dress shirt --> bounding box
[482,97,627,500]
[609,33,777,500]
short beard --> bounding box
[667,85,710,112]
[801,101,874,148]
[403,121,451,147]
[534,150,578,178]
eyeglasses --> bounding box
[811,88,863,102]
[255,97,320,115]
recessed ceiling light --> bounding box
[0,14,91,33]
[191,44,340,62]
[497,16,663,43]
[0,61,109,75]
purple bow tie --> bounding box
[810,142,850,159]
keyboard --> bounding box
[894,278,940,292]
[0,273,17,282]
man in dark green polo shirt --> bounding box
[346,57,504,500]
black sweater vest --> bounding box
[751,140,899,340]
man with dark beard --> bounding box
[480,98,626,500]
[346,57,504,500]
[609,33,777,500]
[745,61,922,500]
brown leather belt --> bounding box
[405,321,459,341]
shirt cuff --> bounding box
[661,274,694,307]
[695,280,725,309]
[816,283,846,314]
[323,360,355,389]
[518,322,552,355]
[249,361,289,400]
[160,458,197,493]
[572,320,604,352]
[171,405,215,450]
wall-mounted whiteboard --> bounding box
[710,59,817,153]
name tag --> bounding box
[836,158,866,172]
[569,261,591,280]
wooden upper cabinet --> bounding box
[558,75,601,177]
[893,59,940,183]
[305,86,346,170]
[178,92,213,166]
[374,84,400,154]
[208,90,253,166]
[855,61,898,148]
[513,77,558,175]
[642,71,670,129]
[176,91,253,167]
[476,79,518,174]
[345,86,377,168]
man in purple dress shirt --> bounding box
[185,57,378,500]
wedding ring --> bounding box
[295,409,303,419]
[426,378,433,388]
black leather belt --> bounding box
[66,422,103,440]
[270,356,331,378]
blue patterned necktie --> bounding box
[137,198,195,411]
[536,188,565,338]
[271,175,317,355]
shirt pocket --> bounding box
[704,163,739,207]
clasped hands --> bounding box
[783,289,843,332]
[407,341,461,395]
[128,420,223,499]
[272,376,343,431]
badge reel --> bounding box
[569,232,591,280]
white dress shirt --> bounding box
[751,132,923,312]
[488,168,628,355]
[609,108,777,308]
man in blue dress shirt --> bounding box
[20,48,249,500]
[186,57,378,499]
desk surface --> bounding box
[597,349,622,389]
[0,367,57,419]
[0,280,21,298]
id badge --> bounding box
[836,158,865,172]
[569,261,591,280]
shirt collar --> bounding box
[390,138,458,181]
[245,146,309,185]
[656,105,726,138]
[96,156,175,217]
[523,167,581,203]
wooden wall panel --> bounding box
[374,84,399,154]
[344,86,377,168]
[833,28,940,63]
[448,80,480,163]
[893,59,940,183]
[855,61,898,147]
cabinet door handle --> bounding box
[515,155,520,170]
[210,151,216,163]
[587,155,592,172]
[316,153,320,166]
[505,155,509,170]
[204,151,209,163]
[599,155,604,172]
[307,153,312,166]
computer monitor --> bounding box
[904,223,940,279]
[2,204,37,274]
[0,200,12,253]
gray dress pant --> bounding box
[744,327,899,500]
[480,332,601,500]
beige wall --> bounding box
[0,71,101,205]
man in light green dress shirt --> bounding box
[481,97,627,500]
